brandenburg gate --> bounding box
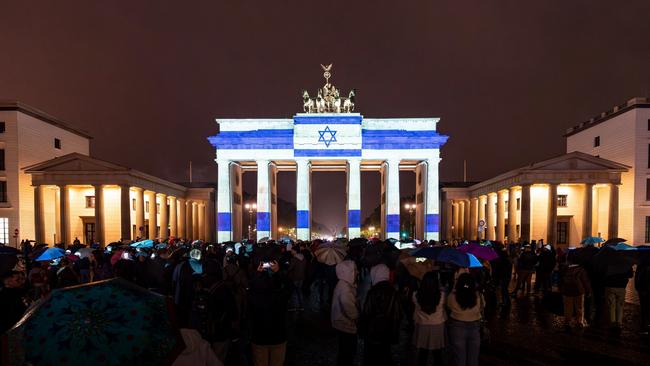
[209,65,448,242]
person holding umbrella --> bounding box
[0,270,28,333]
[635,249,650,335]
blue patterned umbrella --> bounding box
[130,239,154,249]
[3,278,183,366]
[34,247,65,261]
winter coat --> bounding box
[559,265,592,296]
[287,253,307,282]
[491,254,512,282]
[0,286,27,333]
[331,260,359,334]
[172,328,222,366]
[604,269,633,288]
[247,270,292,346]
[518,251,538,271]
[359,264,402,344]
[538,250,556,273]
[635,264,650,294]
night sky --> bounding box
[2,1,650,231]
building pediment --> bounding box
[24,153,128,173]
[524,152,629,173]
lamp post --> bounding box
[368,226,376,238]
[244,202,257,240]
[404,203,415,238]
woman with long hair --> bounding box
[447,273,483,366]
[411,271,446,366]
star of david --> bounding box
[318,126,337,147]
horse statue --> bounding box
[332,88,342,113]
[302,90,315,113]
[316,89,326,113]
[343,89,356,112]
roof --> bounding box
[564,97,650,137]
[0,100,92,139]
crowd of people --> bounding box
[0,235,648,366]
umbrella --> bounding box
[3,278,183,366]
[34,247,65,261]
[0,246,19,255]
[612,243,636,251]
[603,237,626,246]
[457,243,498,261]
[580,236,605,245]
[314,246,346,265]
[76,247,94,259]
[592,246,636,277]
[410,246,445,260]
[0,254,18,275]
[398,253,434,280]
[130,239,154,249]
[437,248,482,268]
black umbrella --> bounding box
[603,237,626,246]
[0,254,18,275]
[592,246,636,277]
[0,246,19,255]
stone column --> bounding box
[478,195,487,240]
[177,198,186,239]
[424,156,441,241]
[520,184,532,243]
[93,185,105,246]
[197,202,205,241]
[169,197,178,238]
[347,158,361,239]
[384,159,401,239]
[583,183,594,238]
[452,202,459,239]
[120,185,131,241]
[34,185,45,244]
[608,184,619,239]
[415,162,428,240]
[185,200,193,240]
[487,193,496,240]
[256,160,271,241]
[147,191,157,240]
[270,163,279,239]
[58,185,70,247]
[497,191,506,242]
[469,198,478,240]
[158,194,168,240]
[547,184,558,245]
[217,160,232,243]
[204,199,214,242]
[296,159,311,241]
[456,200,465,239]
[508,187,518,242]
[192,202,199,240]
[464,200,471,240]
[135,188,145,239]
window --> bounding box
[557,194,568,207]
[85,196,95,208]
[0,149,4,171]
[0,181,7,203]
[647,119,650,131]
[557,222,568,244]
[54,138,61,149]
[594,136,600,147]
[0,122,5,133]
[145,201,149,213]
[0,218,8,245]
[132,198,136,211]
[516,198,521,210]
[646,217,650,243]
[516,224,520,236]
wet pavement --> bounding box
[284,289,650,366]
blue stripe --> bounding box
[208,129,294,149]
[297,210,310,228]
[426,214,439,232]
[348,210,361,228]
[257,212,270,231]
[362,130,448,149]
[294,115,362,125]
[387,214,400,233]
[217,213,231,231]
[294,149,362,157]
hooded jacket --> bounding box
[331,260,359,334]
[172,328,222,366]
[359,264,402,344]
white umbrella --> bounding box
[76,247,94,259]
[315,246,346,265]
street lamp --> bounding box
[244,202,257,240]
[404,203,415,238]
[368,226,376,238]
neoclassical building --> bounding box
[25,153,215,246]
[441,152,628,246]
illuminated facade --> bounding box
[441,152,628,246]
[565,97,650,244]
[25,153,215,246]
[0,101,91,245]
[209,114,448,242]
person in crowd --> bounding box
[412,271,446,366]
[514,245,537,297]
[28,261,48,299]
[447,273,483,366]
[56,257,79,288]
[492,248,513,308]
[536,245,556,294]
[559,256,592,329]
[331,260,359,366]
[605,266,633,333]
[248,260,292,366]
[0,270,28,333]
[359,263,402,366]
[635,254,650,335]
[92,249,113,281]
[287,245,307,311]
